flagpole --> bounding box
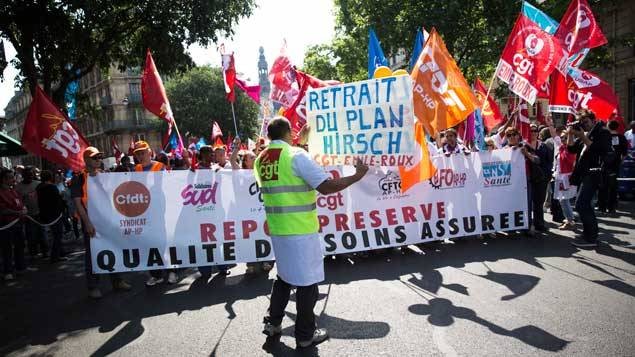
[230,101,239,137]
[483,71,497,108]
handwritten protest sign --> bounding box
[306,76,415,166]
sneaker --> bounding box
[571,239,598,248]
[113,280,132,291]
[88,288,103,299]
[167,272,178,284]
[262,263,273,272]
[145,276,164,286]
[558,221,575,230]
[263,323,282,336]
[218,269,231,276]
[4,274,14,281]
[297,328,329,348]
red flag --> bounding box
[235,78,261,104]
[142,49,174,124]
[221,45,237,103]
[283,70,339,138]
[495,14,567,104]
[211,121,223,140]
[127,137,135,156]
[555,0,607,55]
[536,76,551,99]
[549,68,619,121]
[474,77,504,131]
[21,87,89,171]
[111,137,123,163]
[536,102,546,125]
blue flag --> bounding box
[522,1,559,34]
[196,137,207,150]
[474,109,486,151]
[409,29,424,72]
[368,28,388,79]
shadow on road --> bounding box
[408,298,569,352]
[0,207,633,355]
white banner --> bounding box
[306,76,416,166]
[89,150,528,273]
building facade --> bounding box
[2,65,163,169]
[594,0,635,124]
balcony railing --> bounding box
[103,118,157,133]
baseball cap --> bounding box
[133,140,151,153]
[83,146,102,159]
[199,145,213,153]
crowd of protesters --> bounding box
[1,110,633,298]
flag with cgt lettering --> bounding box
[21,87,89,171]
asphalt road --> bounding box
[1,204,633,357]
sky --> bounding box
[0,0,335,115]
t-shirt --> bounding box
[37,182,65,223]
[625,129,634,150]
[0,188,24,224]
[70,172,88,209]
[15,180,40,215]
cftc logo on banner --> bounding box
[378,171,402,196]
[113,181,151,217]
[482,161,512,187]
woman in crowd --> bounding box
[546,118,577,230]
[526,123,552,233]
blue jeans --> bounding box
[559,198,574,222]
[575,172,601,241]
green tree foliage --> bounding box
[165,66,259,140]
[0,0,255,105]
[302,0,625,83]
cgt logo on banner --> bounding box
[88,150,528,273]
[496,14,566,104]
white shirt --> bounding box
[625,129,635,150]
[268,140,330,286]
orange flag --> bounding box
[411,29,478,137]
[398,121,437,192]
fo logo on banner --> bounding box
[113,181,151,217]
[482,161,512,187]
[429,168,467,190]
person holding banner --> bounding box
[194,145,232,279]
[70,147,131,299]
[0,168,27,281]
[256,117,369,348]
[132,141,179,285]
[441,128,470,156]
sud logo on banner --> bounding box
[88,150,529,274]
[496,14,567,105]
[305,75,416,166]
